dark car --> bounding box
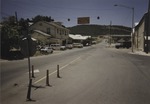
[115,41,131,49]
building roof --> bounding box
[111,34,131,37]
[30,21,69,31]
[118,38,125,43]
[69,34,91,40]
[135,12,147,29]
[37,21,69,30]
[34,30,51,37]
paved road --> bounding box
[1,47,95,85]
[1,42,150,104]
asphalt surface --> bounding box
[1,42,150,104]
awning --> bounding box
[34,30,51,37]
[69,34,91,40]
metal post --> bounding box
[26,79,32,101]
[32,65,35,78]
[27,36,31,80]
[109,21,112,46]
[114,4,134,52]
[57,65,60,78]
[15,11,18,24]
[131,7,135,52]
[146,0,150,53]
[46,70,51,86]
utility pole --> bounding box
[114,4,134,52]
[146,0,150,53]
[131,7,135,52]
[109,21,112,45]
[15,11,18,24]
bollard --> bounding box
[31,65,35,78]
[46,70,51,87]
[57,65,61,78]
[26,79,32,101]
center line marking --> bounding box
[34,56,81,84]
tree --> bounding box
[19,18,28,29]
[1,15,55,58]
[1,16,20,57]
[32,15,54,23]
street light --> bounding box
[114,4,134,52]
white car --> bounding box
[73,43,83,48]
[66,44,73,49]
[60,46,66,50]
[50,44,61,50]
[40,47,53,54]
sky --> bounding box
[1,0,149,27]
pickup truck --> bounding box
[115,42,131,49]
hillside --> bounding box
[68,25,131,36]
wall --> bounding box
[135,20,145,51]
[30,21,69,45]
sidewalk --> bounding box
[0,50,61,63]
[129,51,150,56]
[106,44,150,57]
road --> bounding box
[1,41,150,104]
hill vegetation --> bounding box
[68,25,131,36]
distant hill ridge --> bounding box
[68,24,131,36]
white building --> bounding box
[30,21,69,45]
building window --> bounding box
[64,31,66,35]
[57,29,59,34]
[65,31,68,35]
[60,30,62,35]
[61,30,63,35]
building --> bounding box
[134,11,150,52]
[30,21,69,45]
[31,30,51,45]
[68,34,91,45]
[134,0,150,53]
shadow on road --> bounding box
[1,51,24,61]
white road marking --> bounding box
[33,56,81,84]
[33,69,40,73]
[26,69,40,74]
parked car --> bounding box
[92,41,97,44]
[37,45,42,51]
[50,44,61,50]
[40,47,53,54]
[73,43,83,48]
[60,46,66,50]
[66,44,73,49]
[115,43,122,49]
[115,42,131,49]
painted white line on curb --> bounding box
[26,69,40,74]
[33,69,40,73]
[33,56,81,84]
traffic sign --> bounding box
[20,36,36,57]
[77,17,90,24]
